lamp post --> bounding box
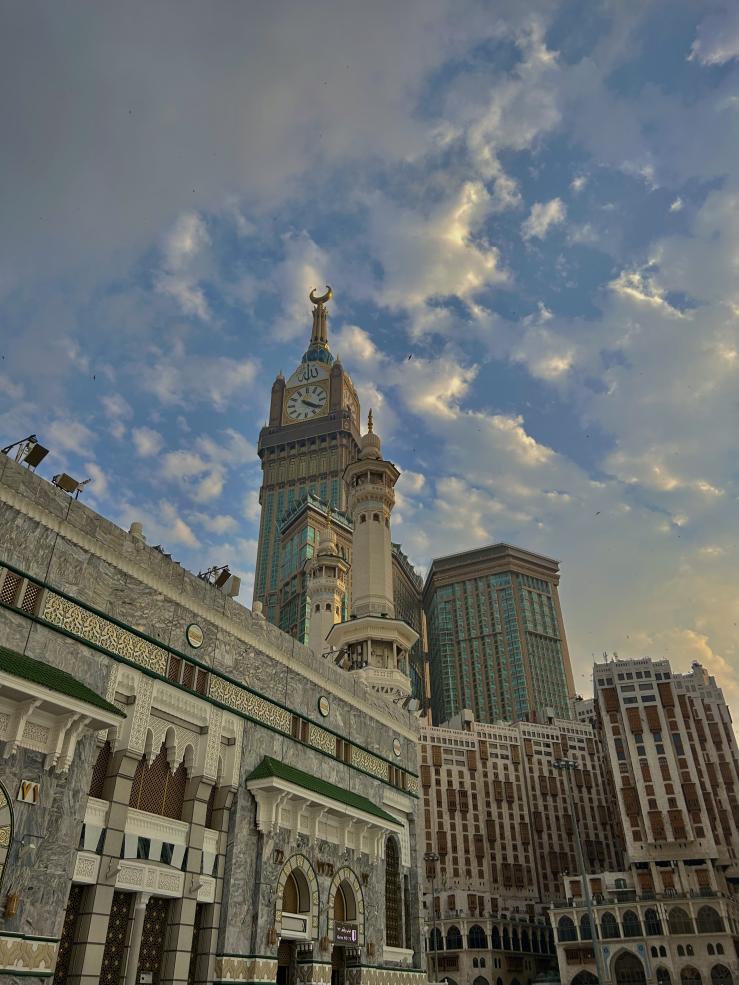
[423,851,440,983]
[553,758,608,984]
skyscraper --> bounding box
[423,544,575,725]
[253,288,361,633]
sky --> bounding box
[1,0,739,715]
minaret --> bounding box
[306,513,349,657]
[346,410,396,618]
[326,413,418,701]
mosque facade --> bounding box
[0,290,427,985]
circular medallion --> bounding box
[393,737,402,757]
[186,623,204,649]
[318,695,330,717]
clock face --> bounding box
[286,384,328,421]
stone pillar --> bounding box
[123,893,151,985]
[190,784,234,985]
[159,775,211,985]
[67,750,141,985]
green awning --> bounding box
[248,756,400,825]
[0,645,124,717]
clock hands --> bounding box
[301,398,322,409]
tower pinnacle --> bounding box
[309,286,332,349]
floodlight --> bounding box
[214,566,232,589]
[1,434,49,469]
[22,443,49,469]
[51,473,91,498]
[52,473,80,493]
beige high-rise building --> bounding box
[419,709,623,985]
[550,657,739,985]
[423,544,576,726]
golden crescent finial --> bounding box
[309,286,332,305]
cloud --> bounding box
[83,461,109,498]
[101,393,133,421]
[139,337,259,410]
[46,418,96,452]
[609,266,686,317]
[118,499,199,549]
[689,8,739,66]
[521,197,567,240]
[268,232,331,342]
[365,181,507,317]
[155,212,212,319]
[188,511,239,535]
[132,426,164,458]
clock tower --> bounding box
[253,288,362,636]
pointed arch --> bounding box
[274,854,319,940]
[0,782,12,897]
[612,950,646,985]
[558,916,577,942]
[710,965,731,984]
[326,867,365,946]
[696,906,724,933]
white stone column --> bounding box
[124,893,150,985]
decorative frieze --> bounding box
[43,592,168,675]
[0,933,58,976]
[352,748,390,782]
[210,676,292,734]
[308,723,336,755]
[214,954,278,983]
[346,969,426,985]
[297,961,332,984]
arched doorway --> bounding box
[711,966,731,984]
[327,868,364,985]
[571,973,598,985]
[613,951,646,985]
[275,856,319,985]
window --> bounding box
[600,912,620,939]
[696,906,724,933]
[668,907,694,935]
[385,837,403,947]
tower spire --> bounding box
[309,286,332,349]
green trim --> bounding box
[216,953,277,960]
[0,645,123,717]
[352,966,424,973]
[214,980,275,984]
[0,932,59,943]
[248,756,401,824]
[0,559,419,798]
[0,971,53,978]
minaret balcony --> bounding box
[325,615,419,654]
